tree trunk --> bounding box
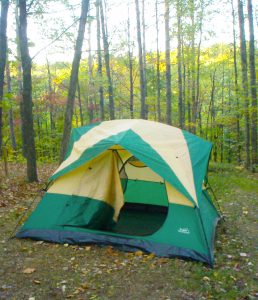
[15,1,26,156]
[60,0,89,162]
[6,56,17,151]
[190,0,196,133]
[135,0,146,119]
[141,0,147,100]
[46,58,55,131]
[187,64,191,131]
[96,0,104,121]
[87,20,94,123]
[176,0,183,128]
[155,0,161,122]
[206,69,216,140]
[231,0,241,163]
[211,71,217,162]
[127,5,134,119]
[238,0,250,168]
[0,0,9,155]
[77,82,84,126]
[99,0,115,120]
[18,0,38,182]
[195,11,203,135]
[220,63,225,163]
[247,0,257,168]
[182,62,186,127]
[165,0,172,125]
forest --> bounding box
[0,0,256,182]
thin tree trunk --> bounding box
[165,0,172,125]
[60,0,89,162]
[135,0,146,119]
[141,0,147,100]
[231,0,241,163]
[0,0,9,155]
[100,0,115,120]
[238,0,250,168]
[18,0,38,182]
[183,62,186,127]
[227,82,232,163]
[15,1,26,156]
[6,56,17,151]
[87,20,94,123]
[176,0,183,128]
[96,0,104,121]
[198,102,202,135]
[187,64,191,131]
[206,70,216,140]
[211,70,217,161]
[247,0,257,168]
[46,58,55,131]
[190,0,196,133]
[155,0,161,122]
[195,10,203,134]
[77,82,84,126]
[220,63,225,163]
[127,5,134,119]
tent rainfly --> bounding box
[17,119,221,266]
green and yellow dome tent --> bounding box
[17,119,221,265]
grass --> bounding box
[0,162,257,300]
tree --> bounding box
[60,0,90,162]
[18,0,38,181]
[135,0,146,119]
[6,52,17,151]
[99,0,115,120]
[96,0,104,121]
[176,0,183,128]
[155,0,161,122]
[247,0,257,168]
[141,0,147,101]
[237,0,250,168]
[87,19,94,123]
[165,0,172,125]
[46,58,55,131]
[0,0,9,155]
[127,4,134,119]
[189,0,196,133]
[15,0,26,156]
[231,0,241,163]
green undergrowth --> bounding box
[0,163,257,300]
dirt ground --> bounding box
[0,162,257,300]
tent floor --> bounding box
[110,203,168,236]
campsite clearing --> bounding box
[0,163,257,300]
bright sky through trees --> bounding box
[6,0,241,64]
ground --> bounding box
[0,162,257,300]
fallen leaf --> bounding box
[35,241,44,245]
[80,283,89,290]
[203,276,210,281]
[134,250,143,257]
[23,268,36,274]
[33,280,41,284]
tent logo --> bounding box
[178,227,190,234]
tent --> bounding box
[17,119,220,265]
